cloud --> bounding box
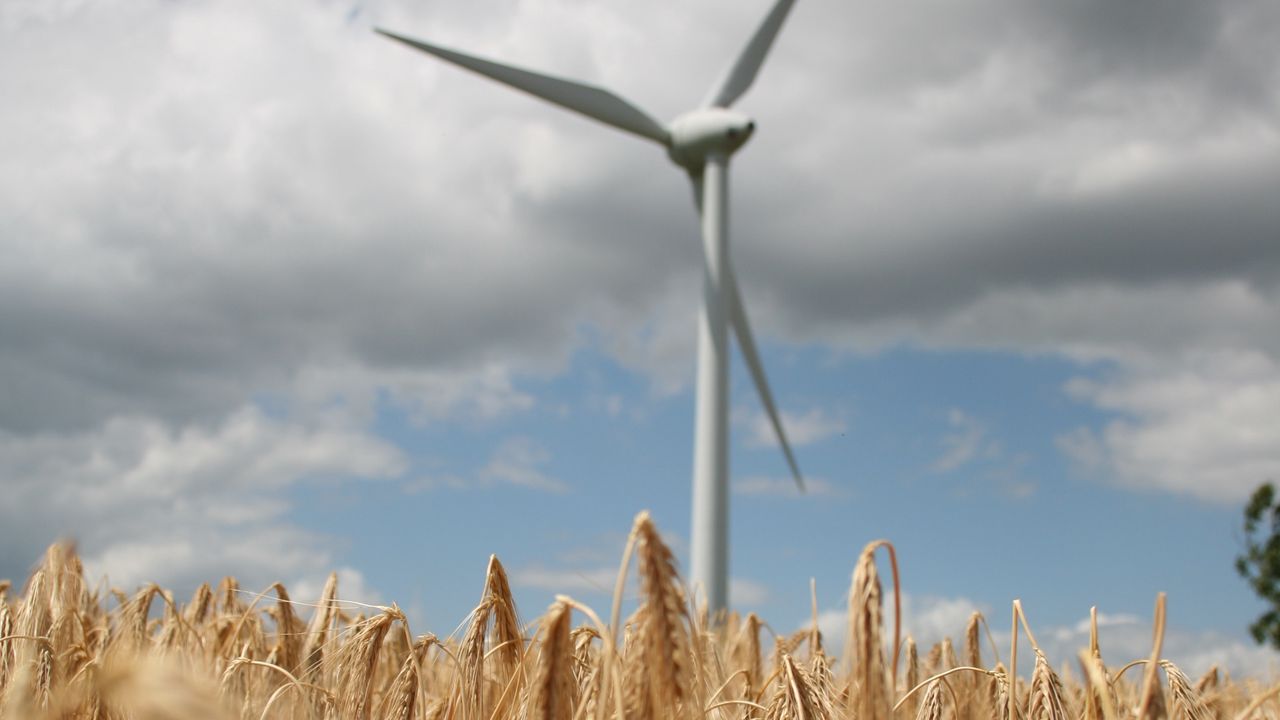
[745,407,847,449]
[1058,349,1280,503]
[812,592,985,656]
[931,409,992,472]
[0,406,405,591]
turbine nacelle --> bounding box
[666,109,756,169]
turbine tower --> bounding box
[377,0,805,616]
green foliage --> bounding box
[1236,482,1280,647]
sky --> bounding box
[2,0,1279,677]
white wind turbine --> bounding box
[377,0,805,616]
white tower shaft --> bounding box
[691,155,730,616]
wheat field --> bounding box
[0,511,1274,720]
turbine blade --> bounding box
[376,28,670,145]
[703,0,797,108]
[725,259,806,492]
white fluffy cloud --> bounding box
[0,406,405,591]
[1059,350,1280,502]
[812,592,984,659]
[931,409,992,473]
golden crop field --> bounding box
[0,511,1273,720]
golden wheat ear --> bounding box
[379,634,435,720]
[484,555,524,685]
[763,652,833,720]
[846,540,895,720]
[300,571,339,682]
[528,600,575,720]
[334,606,402,720]
[1162,660,1213,720]
[265,582,303,675]
[631,511,692,718]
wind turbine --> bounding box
[377,0,805,616]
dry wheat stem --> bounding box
[1136,592,1167,720]
[894,667,998,712]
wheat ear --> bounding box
[633,511,690,718]
[529,600,576,720]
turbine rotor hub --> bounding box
[666,108,755,169]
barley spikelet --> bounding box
[621,608,651,720]
[528,600,576,720]
[335,607,400,720]
[764,653,832,720]
[12,561,54,711]
[774,629,808,673]
[112,584,163,654]
[187,583,214,626]
[300,572,339,680]
[46,543,85,680]
[0,587,14,694]
[731,612,764,699]
[622,648,652,720]
[924,643,943,677]
[915,679,947,720]
[963,614,982,670]
[941,638,957,672]
[575,666,601,720]
[1027,651,1069,720]
[157,590,184,651]
[990,666,1011,720]
[959,612,992,720]
[1161,661,1211,720]
[265,583,304,676]
[809,652,837,714]
[900,636,920,719]
[379,635,432,720]
[633,511,691,716]
[456,596,494,720]
[847,541,890,720]
[216,576,245,616]
[571,626,600,681]
[483,555,524,688]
